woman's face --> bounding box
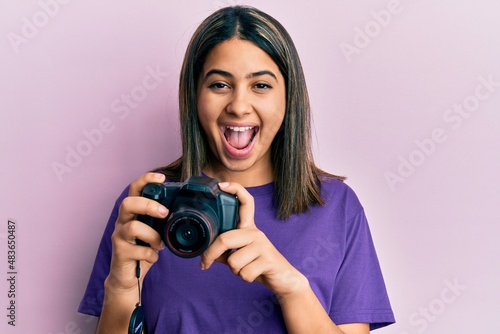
[197,38,286,185]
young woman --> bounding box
[79,6,395,333]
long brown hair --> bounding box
[155,6,344,219]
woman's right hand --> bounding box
[97,172,169,333]
[105,172,169,293]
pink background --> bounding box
[1,1,499,333]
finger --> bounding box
[236,256,267,283]
[115,220,166,251]
[212,252,230,267]
[200,229,255,270]
[112,229,162,264]
[225,240,264,275]
[129,172,166,197]
[117,196,169,225]
[218,182,255,229]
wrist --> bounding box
[97,276,142,334]
[274,270,310,303]
[104,274,139,296]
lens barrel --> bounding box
[165,207,218,258]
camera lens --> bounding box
[175,223,198,247]
[165,207,218,258]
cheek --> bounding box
[272,88,286,125]
[197,97,212,129]
[197,109,221,145]
[270,114,286,139]
[262,99,286,131]
[197,92,220,123]
[197,110,212,134]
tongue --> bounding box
[225,129,254,149]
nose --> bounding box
[226,87,251,117]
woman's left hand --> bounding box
[200,181,308,298]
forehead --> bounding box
[202,38,281,77]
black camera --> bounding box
[137,176,239,258]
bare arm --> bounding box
[96,281,139,333]
[277,275,369,333]
[201,182,370,334]
[96,173,168,334]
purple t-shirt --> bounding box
[78,178,395,332]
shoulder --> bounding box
[318,176,364,222]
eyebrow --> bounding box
[204,69,278,81]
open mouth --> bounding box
[223,125,258,149]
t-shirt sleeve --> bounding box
[77,186,130,317]
[329,204,395,330]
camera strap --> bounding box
[128,260,145,334]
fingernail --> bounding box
[158,205,168,216]
[200,262,206,270]
[218,182,229,188]
[160,241,166,250]
[154,173,165,180]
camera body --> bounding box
[138,176,239,258]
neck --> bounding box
[202,164,274,187]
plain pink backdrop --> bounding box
[1,1,499,333]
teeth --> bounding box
[226,126,254,132]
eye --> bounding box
[253,83,272,91]
[208,82,229,90]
